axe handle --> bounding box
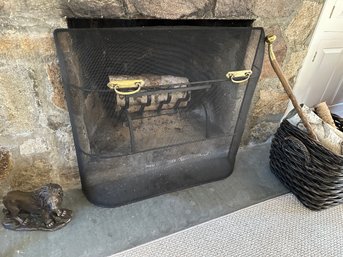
[266,35,318,141]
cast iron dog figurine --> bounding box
[2,183,72,231]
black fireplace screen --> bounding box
[54,27,265,207]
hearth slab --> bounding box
[0,143,287,257]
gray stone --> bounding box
[249,121,280,143]
[0,0,60,17]
[0,0,65,32]
[19,138,50,156]
[54,127,77,165]
[215,0,255,18]
[47,115,69,131]
[253,87,289,118]
[252,0,302,18]
[0,16,65,34]
[216,0,302,19]
[284,50,308,84]
[61,0,125,18]
[57,166,81,189]
[0,148,11,179]
[0,33,55,60]
[126,0,213,19]
[8,157,53,191]
[285,1,322,46]
[260,25,288,79]
[46,61,67,110]
[0,65,40,136]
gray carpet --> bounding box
[113,194,343,257]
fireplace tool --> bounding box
[265,35,317,141]
[54,27,265,207]
[268,34,343,210]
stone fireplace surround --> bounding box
[0,0,322,195]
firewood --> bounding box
[287,105,343,155]
[315,102,336,128]
[108,74,190,113]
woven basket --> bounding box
[270,117,343,210]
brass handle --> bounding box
[226,70,252,84]
[107,79,144,95]
[114,84,142,95]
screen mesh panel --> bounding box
[54,27,264,207]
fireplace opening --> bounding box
[54,25,264,207]
[67,18,255,28]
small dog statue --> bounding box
[2,183,72,231]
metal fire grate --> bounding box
[54,27,265,207]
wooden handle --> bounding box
[265,35,318,141]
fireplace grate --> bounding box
[54,27,265,207]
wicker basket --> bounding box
[270,117,343,210]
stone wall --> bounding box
[0,0,323,195]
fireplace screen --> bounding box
[54,27,264,207]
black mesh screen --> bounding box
[54,27,265,207]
